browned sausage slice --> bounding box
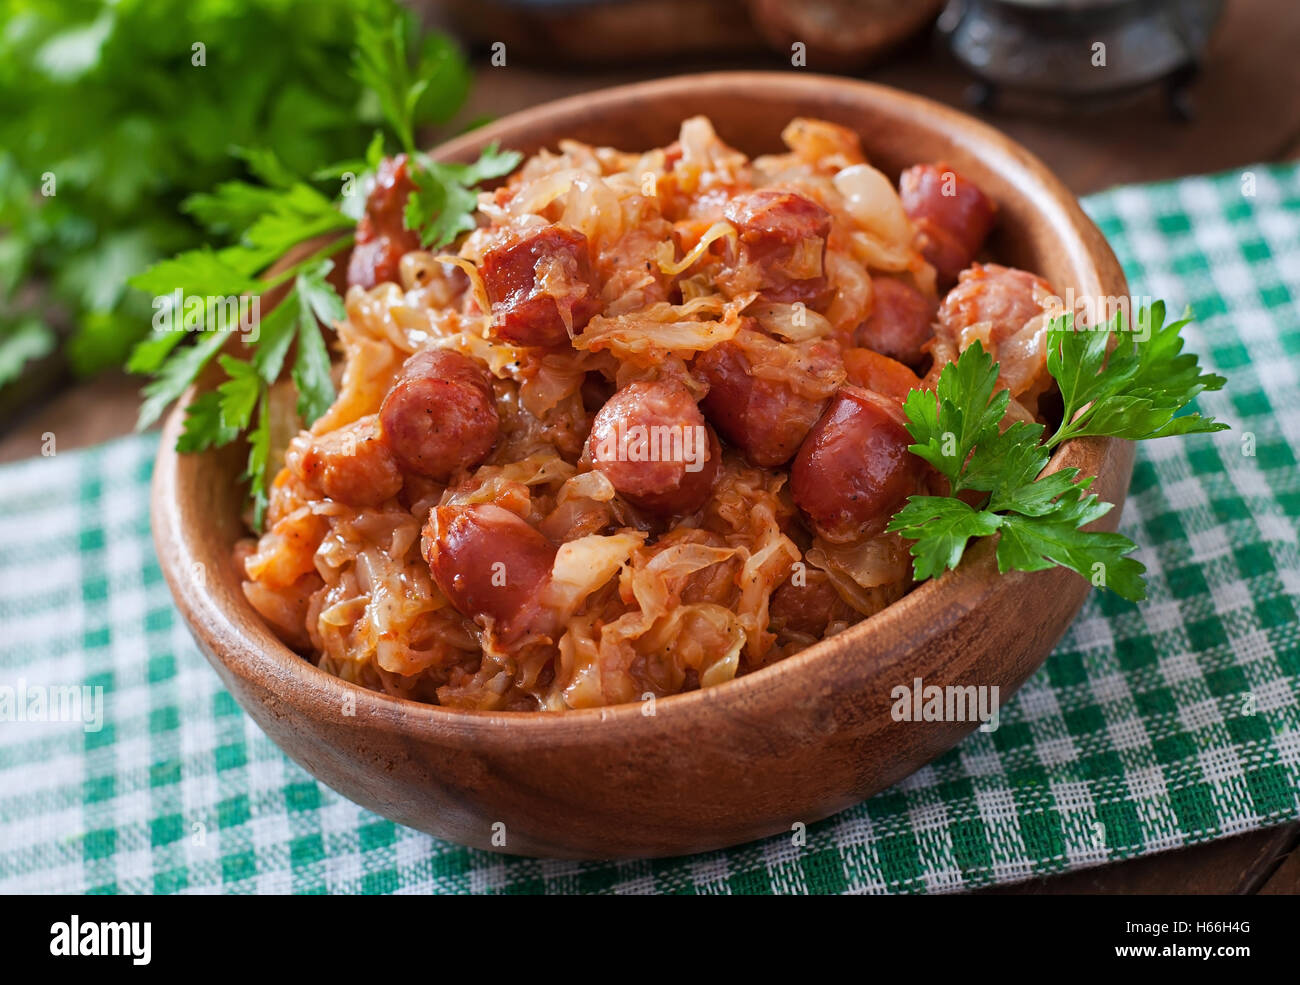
[348,155,422,289]
[855,276,937,368]
[721,189,834,307]
[290,414,403,507]
[933,263,1054,397]
[899,163,998,288]
[695,334,843,468]
[379,349,498,480]
[791,385,922,542]
[480,225,602,347]
[425,503,557,642]
[769,570,856,639]
[936,262,1050,340]
[588,380,721,515]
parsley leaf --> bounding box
[216,356,262,432]
[0,0,452,382]
[249,292,299,384]
[0,317,56,387]
[176,391,238,454]
[889,305,1225,603]
[996,515,1146,601]
[354,14,421,154]
[230,145,300,190]
[901,341,1008,489]
[888,497,1002,581]
[244,390,273,531]
[296,260,347,327]
[960,420,1048,499]
[353,12,468,156]
[404,143,522,249]
[136,328,230,432]
[128,251,260,301]
[291,263,341,423]
[123,13,516,530]
[1046,302,1227,447]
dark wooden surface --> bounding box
[2,0,1296,891]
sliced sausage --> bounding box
[937,262,1050,340]
[899,163,997,287]
[721,189,834,307]
[791,386,922,543]
[769,570,857,639]
[291,414,403,507]
[842,348,923,405]
[480,224,602,347]
[695,333,844,468]
[379,349,498,480]
[588,380,720,515]
[855,276,937,367]
[934,263,1053,397]
[348,155,421,289]
[424,503,558,642]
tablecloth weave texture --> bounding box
[1,164,1298,895]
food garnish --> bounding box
[129,14,517,526]
[888,303,1227,600]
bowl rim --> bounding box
[152,70,1128,736]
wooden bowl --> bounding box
[152,72,1133,859]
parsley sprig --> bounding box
[351,13,520,250]
[887,304,1227,601]
[127,12,519,528]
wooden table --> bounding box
[3,0,1297,894]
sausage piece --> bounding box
[791,386,922,543]
[721,189,834,307]
[769,570,857,640]
[379,349,498,480]
[934,263,1053,397]
[348,155,422,289]
[899,163,997,288]
[425,504,557,642]
[588,380,720,515]
[291,414,403,507]
[480,224,602,347]
[695,334,843,468]
[937,263,1050,340]
[855,276,937,368]
[842,348,922,405]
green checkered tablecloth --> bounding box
[2,165,1298,895]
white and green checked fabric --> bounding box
[1,165,1298,894]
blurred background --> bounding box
[1,0,1294,456]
